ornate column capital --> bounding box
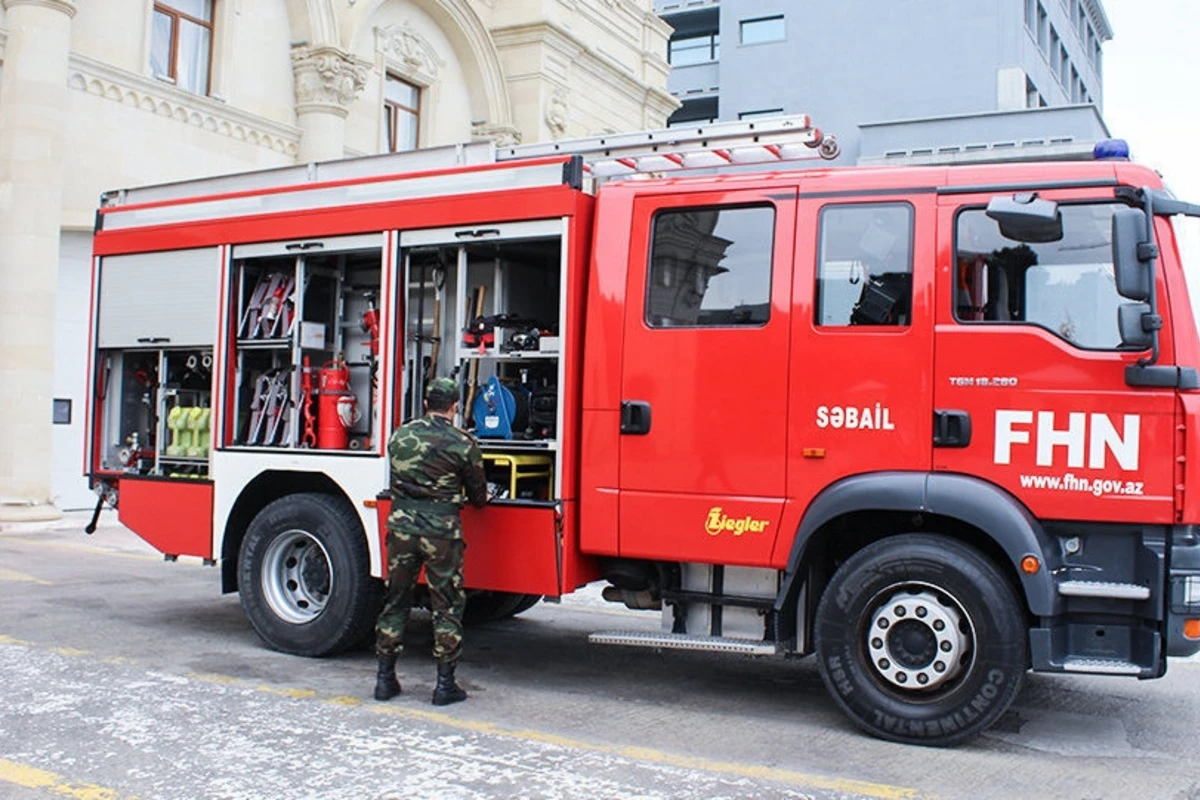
[1,0,76,16]
[291,45,368,119]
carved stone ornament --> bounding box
[375,23,442,82]
[546,89,569,139]
[1,0,77,17]
[472,121,521,148]
[292,45,369,117]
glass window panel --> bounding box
[385,76,419,108]
[151,11,174,80]
[646,206,775,328]
[740,16,785,45]
[176,19,211,94]
[954,204,1122,349]
[160,0,212,22]
[395,107,418,152]
[816,204,914,327]
[669,35,717,66]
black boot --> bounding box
[374,653,401,701]
[431,661,467,706]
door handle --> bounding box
[933,409,971,448]
[620,400,652,435]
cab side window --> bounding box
[646,205,775,328]
[955,203,1122,349]
[816,203,914,326]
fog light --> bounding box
[1185,576,1200,605]
[1184,619,1200,640]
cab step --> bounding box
[1062,657,1145,675]
[1057,580,1150,600]
[588,630,780,656]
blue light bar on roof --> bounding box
[1093,139,1131,160]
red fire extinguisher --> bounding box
[318,360,357,449]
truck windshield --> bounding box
[1172,214,1200,319]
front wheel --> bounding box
[814,534,1027,746]
[238,492,381,656]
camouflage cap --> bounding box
[426,377,459,397]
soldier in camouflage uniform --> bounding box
[374,377,488,705]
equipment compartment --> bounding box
[229,236,383,451]
[95,347,213,478]
[398,220,567,502]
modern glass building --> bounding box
[656,0,1114,165]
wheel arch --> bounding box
[775,471,1062,644]
[220,470,359,593]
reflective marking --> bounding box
[0,757,134,800]
[0,567,51,585]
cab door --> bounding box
[617,188,796,566]
[933,195,1176,523]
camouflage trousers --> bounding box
[374,530,466,665]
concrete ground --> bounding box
[2,511,1200,800]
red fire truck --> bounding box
[85,116,1200,745]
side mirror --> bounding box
[1118,302,1154,349]
[1112,207,1151,301]
[986,193,1062,243]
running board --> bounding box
[588,630,780,656]
[1062,657,1144,676]
[1057,580,1150,600]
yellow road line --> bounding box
[0,537,164,563]
[2,635,929,800]
[0,757,135,800]
[0,568,51,585]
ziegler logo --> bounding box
[705,507,771,536]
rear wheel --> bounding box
[464,591,542,624]
[814,534,1026,746]
[238,492,382,656]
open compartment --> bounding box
[398,219,567,502]
[229,236,383,451]
[95,347,214,478]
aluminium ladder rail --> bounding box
[499,114,841,177]
[97,116,841,228]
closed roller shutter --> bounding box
[98,248,221,348]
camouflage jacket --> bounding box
[386,414,487,539]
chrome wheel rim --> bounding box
[261,529,331,624]
[865,582,974,692]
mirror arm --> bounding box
[1137,188,1162,369]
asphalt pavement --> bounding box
[2,511,1200,800]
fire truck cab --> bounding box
[86,117,1200,745]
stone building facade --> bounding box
[0,0,676,519]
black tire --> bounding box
[463,591,542,625]
[238,492,382,657]
[814,534,1026,746]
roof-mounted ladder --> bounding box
[98,116,841,222]
[499,114,840,177]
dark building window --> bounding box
[667,96,719,127]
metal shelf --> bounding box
[458,350,559,361]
